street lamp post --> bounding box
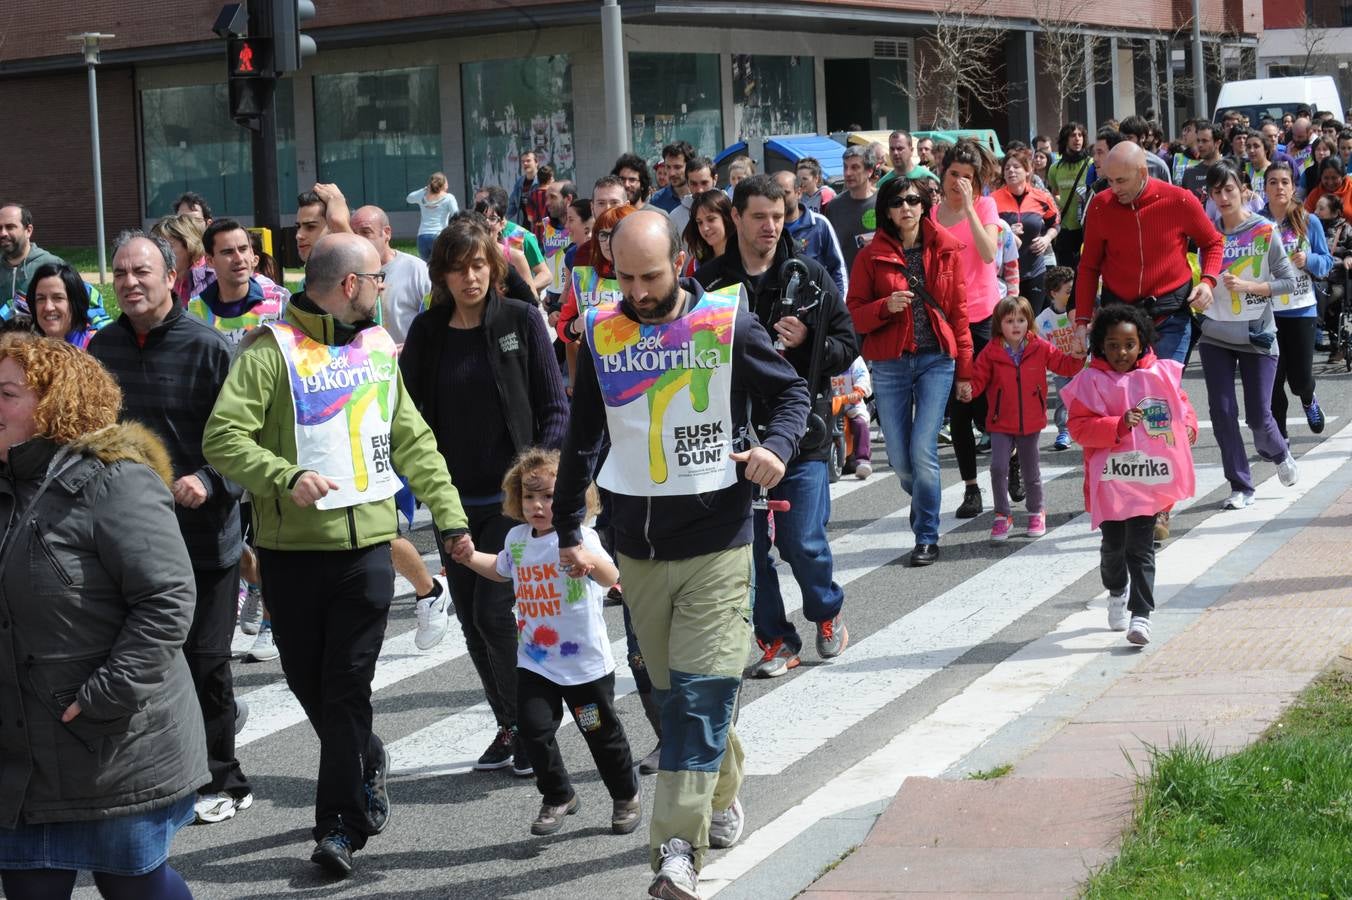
[68,32,115,285]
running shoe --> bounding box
[194,791,254,824]
[709,797,745,849]
[245,623,279,662]
[238,585,264,635]
[649,838,699,900]
[1305,396,1325,434]
[990,513,1013,543]
[1052,430,1071,451]
[815,616,848,659]
[1222,490,1254,510]
[1127,615,1152,646]
[956,485,983,519]
[1026,511,1046,538]
[1107,591,1129,631]
[1277,453,1300,487]
[310,831,354,877]
[854,461,872,480]
[530,795,580,836]
[612,794,642,835]
[475,726,514,771]
[750,639,799,678]
[413,576,451,650]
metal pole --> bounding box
[251,81,282,238]
[600,0,629,162]
[86,60,107,284]
[1191,0,1207,119]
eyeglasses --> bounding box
[888,195,925,209]
[352,271,386,285]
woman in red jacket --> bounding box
[991,148,1060,314]
[847,176,974,567]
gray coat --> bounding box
[0,422,207,826]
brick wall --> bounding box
[7,69,141,248]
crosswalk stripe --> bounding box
[383,467,1077,776]
[701,422,1352,894]
[735,462,1225,776]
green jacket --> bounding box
[1046,156,1093,232]
[203,296,468,551]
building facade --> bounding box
[1,0,1257,245]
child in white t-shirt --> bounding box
[1036,266,1080,450]
[453,449,640,838]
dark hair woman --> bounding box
[1046,121,1091,270]
[933,138,1001,521]
[0,333,205,899]
[400,217,569,774]
[24,263,100,349]
[681,189,734,276]
[847,176,973,566]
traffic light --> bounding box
[227,37,273,77]
[272,0,317,73]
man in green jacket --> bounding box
[204,232,469,877]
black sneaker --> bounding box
[512,731,534,777]
[1008,454,1025,503]
[310,831,354,877]
[364,743,390,834]
[956,485,983,519]
[475,726,514,771]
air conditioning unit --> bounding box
[874,39,909,61]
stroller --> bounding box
[1328,265,1352,371]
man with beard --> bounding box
[613,153,653,206]
[1180,122,1224,204]
[824,144,879,273]
[0,202,64,315]
[648,141,695,213]
[536,180,577,307]
[553,209,808,900]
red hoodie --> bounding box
[967,334,1084,435]
[1075,177,1223,324]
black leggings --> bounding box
[0,863,192,899]
[952,316,992,483]
[1271,315,1316,438]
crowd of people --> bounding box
[0,103,1341,900]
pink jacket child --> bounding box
[1061,351,1198,529]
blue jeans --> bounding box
[872,352,956,545]
[416,233,436,261]
[752,459,844,651]
[1152,310,1192,364]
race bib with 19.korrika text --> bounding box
[268,322,401,511]
[585,287,739,497]
[1209,220,1275,322]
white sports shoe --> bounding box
[649,837,699,900]
[238,585,264,635]
[246,624,279,662]
[708,797,744,849]
[414,576,452,651]
[1276,453,1300,487]
[1222,490,1254,510]
[194,791,253,824]
[1127,615,1152,646]
[1107,591,1129,631]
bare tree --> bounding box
[1033,0,1111,122]
[890,0,1008,129]
[1295,10,1330,76]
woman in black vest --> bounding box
[401,214,569,774]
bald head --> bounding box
[610,209,686,322]
[1294,117,1312,141]
[305,233,383,323]
[350,205,393,262]
[1103,142,1149,206]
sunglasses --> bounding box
[887,195,925,209]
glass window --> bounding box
[870,59,910,132]
[629,52,723,161]
[732,54,815,141]
[461,55,575,198]
[140,80,296,219]
[314,67,442,210]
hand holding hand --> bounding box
[447,534,474,563]
[558,544,584,575]
[773,315,808,349]
[729,447,787,489]
[291,471,340,508]
[956,381,972,403]
[562,547,595,580]
[171,475,208,509]
[1030,235,1051,255]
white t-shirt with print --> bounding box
[496,524,615,685]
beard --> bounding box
[630,279,681,322]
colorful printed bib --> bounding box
[570,266,622,311]
[1210,220,1275,322]
[584,286,739,497]
[1273,223,1317,311]
[268,322,401,511]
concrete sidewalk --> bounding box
[803,482,1352,899]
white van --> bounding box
[1214,76,1344,123]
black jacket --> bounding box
[0,426,207,826]
[89,305,242,569]
[553,278,809,560]
[695,234,859,462]
[400,290,569,454]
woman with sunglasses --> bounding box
[847,177,973,567]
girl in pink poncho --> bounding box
[1061,304,1198,648]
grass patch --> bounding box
[814,844,857,880]
[1083,670,1352,898]
[966,763,1015,781]
[47,245,103,274]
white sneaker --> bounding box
[1222,490,1254,510]
[238,585,264,635]
[1276,453,1299,487]
[194,791,253,824]
[649,837,699,900]
[246,624,279,662]
[1106,591,1129,631]
[708,796,744,849]
[1127,615,1152,646]
[854,461,872,480]
[413,576,451,650]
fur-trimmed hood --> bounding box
[66,421,175,488]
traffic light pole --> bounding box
[250,78,282,239]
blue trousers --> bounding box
[871,352,956,545]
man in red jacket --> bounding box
[1074,142,1223,364]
